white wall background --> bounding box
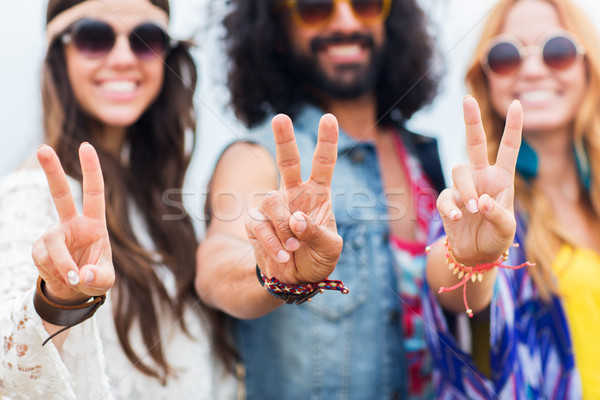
[2,0,600,224]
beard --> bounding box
[288,33,383,99]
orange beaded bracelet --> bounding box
[427,238,534,317]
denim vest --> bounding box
[233,105,444,400]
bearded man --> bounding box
[196,1,446,398]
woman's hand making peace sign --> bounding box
[427,96,523,315]
[245,114,343,285]
[437,96,523,267]
[33,143,114,306]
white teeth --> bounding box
[519,90,555,102]
[101,81,137,93]
[327,44,361,57]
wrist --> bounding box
[444,239,508,267]
[42,280,91,306]
[256,265,348,305]
[34,276,106,345]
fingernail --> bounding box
[449,210,461,220]
[483,200,493,213]
[285,237,300,251]
[67,270,80,285]
[84,271,94,285]
[277,250,290,263]
[292,212,307,233]
[468,199,479,214]
[249,207,267,221]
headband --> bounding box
[46,0,169,45]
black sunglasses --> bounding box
[61,18,173,60]
[280,0,391,26]
[482,30,585,76]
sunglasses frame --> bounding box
[61,18,176,60]
[281,0,392,27]
[481,29,585,77]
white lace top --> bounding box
[0,168,236,400]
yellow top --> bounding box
[553,245,600,399]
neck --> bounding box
[319,91,380,140]
[526,126,578,195]
[92,124,127,159]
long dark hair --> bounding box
[224,0,441,127]
[43,0,234,383]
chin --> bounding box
[522,120,569,133]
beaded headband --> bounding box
[46,0,169,45]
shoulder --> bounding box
[211,141,278,194]
[0,168,50,199]
[0,166,82,216]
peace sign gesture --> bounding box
[436,96,523,266]
[246,114,343,285]
[32,143,114,305]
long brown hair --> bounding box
[43,0,235,382]
[465,0,600,300]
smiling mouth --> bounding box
[519,90,559,102]
[311,33,374,54]
[326,44,363,57]
[99,81,139,94]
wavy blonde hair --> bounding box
[466,0,600,300]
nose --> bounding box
[518,49,550,79]
[104,35,137,67]
[327,1,363,33]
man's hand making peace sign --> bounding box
[426,96,523,315]
[245,114,342,285]
[196,114,342,318]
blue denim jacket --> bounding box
[234,105,444,400]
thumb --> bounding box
[478,194,516,240]
[78,264,114,295]
[289,211,342,255]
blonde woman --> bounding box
[425,0,600,398]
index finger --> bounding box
[272,114,302,188]
[463,96,490,170]
[79,143,106,221]
[494,100,523,174]
[37,145,78,222]
[310,114,338,185]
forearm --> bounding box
[426,237,498,315]
[196,234,284,319]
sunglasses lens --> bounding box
[297,0,333,24]
[129,23,170,59]
[543,35,578,70]
[487,41,521,75]
[351,0,384,19]
[72,20,115,58]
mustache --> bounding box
[310,33,375,53]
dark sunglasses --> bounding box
[61,18,173,60]
[280,0,392,27]
[482,30,585,76]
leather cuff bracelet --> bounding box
[256,265,349,305]
[33,276,106,346]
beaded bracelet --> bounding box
[426,238,534,317]
[256,265,349,305]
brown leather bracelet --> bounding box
[33,276,106,345]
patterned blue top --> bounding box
[422,214,582,399]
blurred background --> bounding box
[1,0,599,224]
